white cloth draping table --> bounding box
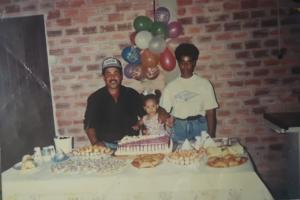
[2,156,274,200]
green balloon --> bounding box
[151,21,168,39]
[133,16,153,32]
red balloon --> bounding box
[129,32,137,45]
[160,48,176,71]
[168,21,183,38]
[141,49,160,68]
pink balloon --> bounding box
[160,48,176,71]
[168,21,183,38]
[129,32,137,45]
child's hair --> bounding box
[141,89,161,105]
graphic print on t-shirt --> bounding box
[174,90,199,102]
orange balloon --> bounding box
[160,48,176,71]
[141,49,160,68]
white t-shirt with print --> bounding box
[160,74,218,119]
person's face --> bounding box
[103,67,123,90]
[144,99,159,116]
[178,55,196,78]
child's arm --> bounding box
[132,118,144,131]
[157,107,173,127]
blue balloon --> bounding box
[122,46,141,64]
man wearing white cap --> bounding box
[84,57,144,149]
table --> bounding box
[264,112,300,198]
[2,156,273,200]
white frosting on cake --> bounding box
[181,139,193,150]
[115,134,172,156]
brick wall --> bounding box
[1,0,300,197]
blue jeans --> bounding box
[103,141,118,150]
[171,116,208,143]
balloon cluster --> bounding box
[122,7,183,81]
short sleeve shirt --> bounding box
[160,74,218,119]
[84,86,144,142]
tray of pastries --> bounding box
[71,145,113,157]
[207,154,248,168]
[166,150,203,166]
[131,154,165,168]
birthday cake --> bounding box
[114,134,172,156]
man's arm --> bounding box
[86,128,105,146]
[206,109,216,138]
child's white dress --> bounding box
[142,114,168,135]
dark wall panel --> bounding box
[0,15,55,171]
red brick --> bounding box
[227,42,243,50]
[213,14,230,22]
[241,0,258,9]
[57,18,71,26]
[220,92,235,98]
[261,19,277,27]
[215,32,232,40]
[58,120,72,126]
[244,98,260,105]
[71,84,83,90]
[5,5,20,13]
[223,2,240,10]
[117,23,132,31]
[56,103,70,109]
[218,110,231,117]
[66,28,79,35]
[224,22,241,31]
[236,71,251,77]
[78,56,91,62]
[255,88,270,96]
[228,80,243,87]
[82,26,97,34]
[218,128,233,135]
[233,32,248,39]
[259,0,276,8]
[233,11,249,20]
[68,47,81,54]
[246,60,261,67]
[189,6,204,14]
[243,20,259,29]
[116,2,131,12]
[22,4,36,11]
[87,64,99,71]
[253,29,269,38]
[70,0,85,7]
[235,108,250,115]
[205,24,222,32]
[64,9,79,17]
[252,106,267,114]
[61,57,74,64]
[47,10,60,19]
[263,59,279,66]
[75,36,89,44]
[49,49,64,56]
[40,2,54,10]
[69,65,83,72]
[196,16,210,24]
[209,63,223,70]
[245,40,261,49]
[245,79,261,86]
[251,10,266,18]
[177,8,186,16]
[100,25,115,33]
[262,136,278,142]
[0,0,10,5]
[178,17,193,25]
[177,0,193,6]
[108,13,124,22]
[197,35,212,43]
[253,49,268,58]
[235,51,250,59]
[207,5,222,12]
[264,78,279,85]
[62,75,76,80]
[282,77,299,84]
[254,69,269,76]
[56,1,69,9]
[245,117,259,123]
[79,74,93,80]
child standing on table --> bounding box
[133,89,170,135]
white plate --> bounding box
[13,162,39,174]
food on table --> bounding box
[206,144,244,157]
[21,155,37,170]
[131,154,164,168]
[207,154,248,168]
[115,134,172,156]
[51,156,127,175]
[71,145,112,156]
[167,150,202,166]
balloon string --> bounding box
[153,0,156,20]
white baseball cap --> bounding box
[102,57,122,71]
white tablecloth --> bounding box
[2,156,273,200]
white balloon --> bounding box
[135,31,152,49]
[149,36,166,54]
